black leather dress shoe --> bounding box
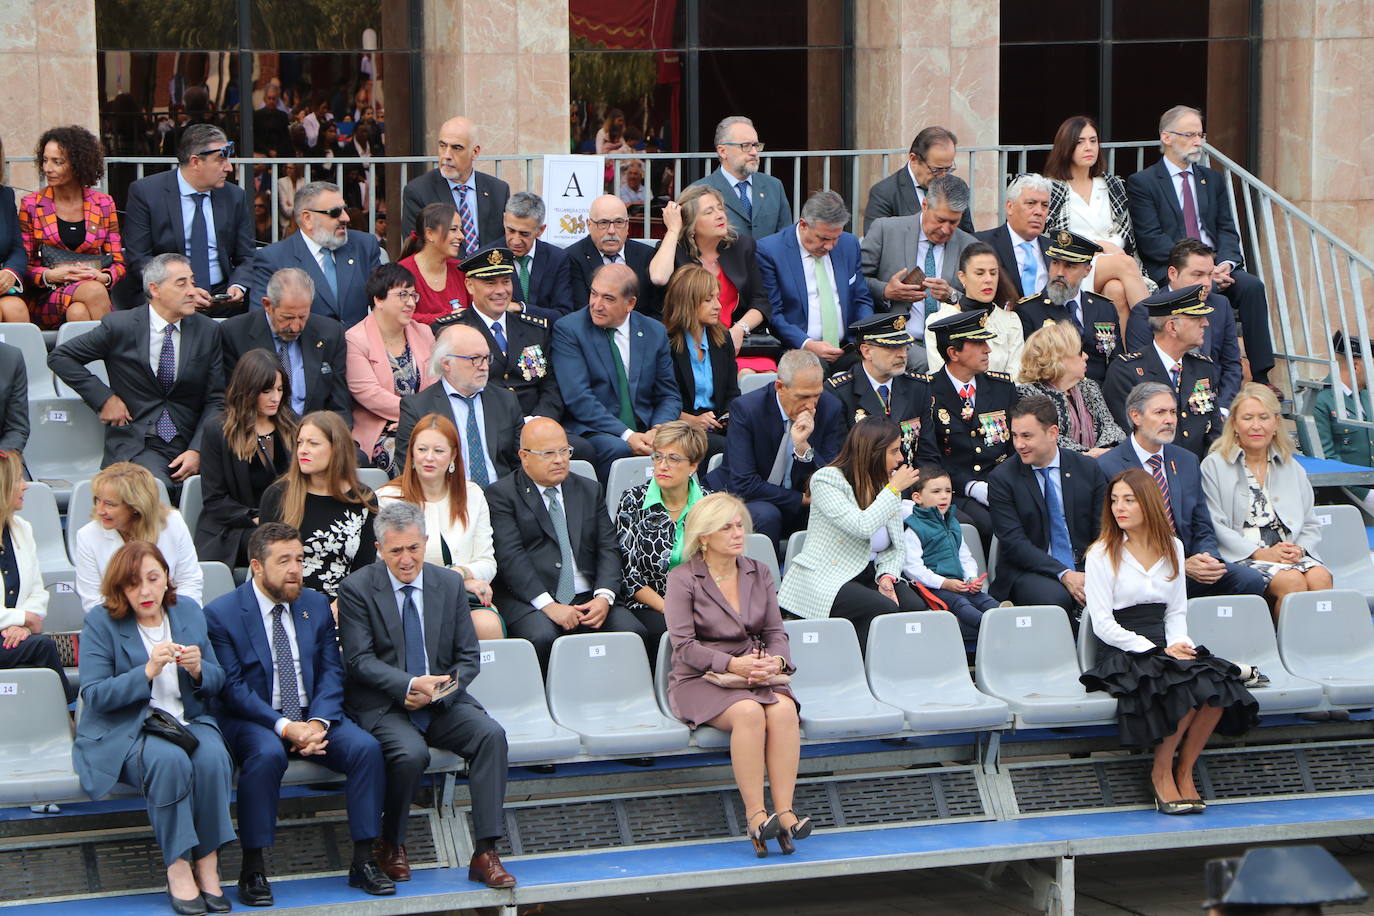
[348,860,397,896]
[167,890,207,916]
[201,890,232,913]
[236,872,273,907]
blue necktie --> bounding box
[155,325,177,442]
[271,604,302,722]
[1019,240,1039,295]
[736,179,753,219]
[1067,300,1083,332]
[877,384,891,414]
[400,585,430,729]
[490,321,507,356]
[452,393,490,487]
[320,249,338,300]
[188,192,211,289]
[922,240,939,316]
[1037,467,1076,570]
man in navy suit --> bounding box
[121,123,255,316]
[566,195,659,320]
[757,190,874,374]
[1097,382,1265,599]
[400,116,510,254]
[690,115,792,238]
[706,349,844,546]
[501,191,576,322]
[205,524,394,905]
[987,394,1108,615]
[550,262,681,478]
[247,181,382,328]
[973,174,1052,299]
[1127,105,1276,386]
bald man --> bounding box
[567,195,662,320]
[485,417,652,670]
[401,116,510,253]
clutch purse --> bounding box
[39,244,113,271]
[142,708,200,755]
[704,670,791,688]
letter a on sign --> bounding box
[562,171,585,198]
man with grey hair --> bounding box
[861,174,978,371]
[691,114,792,237]
[863,125,975,235]
[121,121,255,315]
[401,116,510,254]
[974,173,1053,298]
[337,500,516,889]
[501,190,576,320]
[1127,104,1277,387]
[248,180,382,328]
[758,189,874,373]
[220,266,350,421]
[706,348,845,546]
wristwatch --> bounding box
[947,288,961,305]
[793,446,814,462]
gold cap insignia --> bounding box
[1057,231,1072,247]
[487,250,504,266]
[892,316,906,331]
[978,312,988,328]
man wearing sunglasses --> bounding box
[690,115,792,238]
[566,194,660,320]
[121,123,256,316]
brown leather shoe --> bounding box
[375,841,411,882]
[468,850,517,888]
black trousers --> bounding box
[1215,268,1275,378]
[129,433,190,501]
[506,592,652,672]
[1006,572,1077,624]
[828,565,925,653]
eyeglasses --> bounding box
[450,353,490,367]
[651,452,690,466]
[195,142,236,160]
[590,218,630,229]
[305,206,347,219]
[389,289,420,303]
[1165,130,1207,141]
[721,141,765,153]
[926,164,958,176]
[521,446,574,459]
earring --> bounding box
[447,461,456,474]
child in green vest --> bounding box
[901,465,999,641]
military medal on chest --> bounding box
[517,344,546,381]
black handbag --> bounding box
[142,708,200,755]
[39,243,113,271]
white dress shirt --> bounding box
[176,170,222,287]
[148,308,182,378]
[74,512,203,612]
[1083,537,1192,652]
[441,379,498,485]
[251,579,328,736]
[137,616,186,723]
[1007,223,1046,294]
[898,499,979,588]
[1162,158,1215,248]
[722,167,752,205]
[796,225,840,342]
[529,482,616,611]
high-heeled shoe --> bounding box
[775,829,795,855]
[746,810,779,858]
[166,890,208,916]
[779,809,813,840]
[1182,797,1206,813]
[1150,784,1194,816]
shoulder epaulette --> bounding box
[1017,293,1038,304]
[1188,350,1213,363]
[904,369,929,381]
[985,370,1012,382]
[1119,351,1142,360]
[514,312,548,329]
[826,372,852,387]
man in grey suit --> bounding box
[247,182,382,329]
[336,501,515,889]
[691,116,792,238]
[862,126,975,235]
[400,116,510,256]
[48,253,224,496]
[861,175,978,371]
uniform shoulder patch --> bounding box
[904,369,929,381]
[1017,293,1038,304]
[826,372,852,388]
[1188,351,1213,364]
[985,370,1012,382]
[515,313,548,328]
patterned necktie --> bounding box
[877,384,891,414]
[275,336,290,376]
[452,393,490,487]
[188,192,211,289]
[1169,362,1181,391]
[544,487,577,604]
[605,327,636,430]
[1179,170,1202,241]
[922,240,939,317]
[812,255,840,346]
[1037,467,1077,570]
[1147,454,1177,530]
[516,255,531,302]
[490,321,507,355]
[736,179,753,220]
[400,585,429,729]
[1019,240,1039,295]
[271,604,302,722]
[320,249,338,300]
[454,184,479,256]
[155,325,177,442]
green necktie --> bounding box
[516,255,531,302]
[813,255,840,346]
[606,326,636,430]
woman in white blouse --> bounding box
[74,462,203,613]
[375,412,502,640]
[1079,468,1256,816]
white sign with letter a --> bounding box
[542,154,604,247]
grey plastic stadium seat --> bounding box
[546,632,689,755]
[52,320,105,398]
[739,372,777,396]
[1186,595,1325,713]
[16,482,71,575]
[467,638,581,763]
[783,618,905,738]
[604,456,653,516]
[783,531,806,573]
[975,605,1117,727]
[569,459,598,483]
[1312,505,1374,595]
[866,612,1011,732]
[1277,589,1374,707]
[356,467,390,492]
[179,474,203,535]
[200,561,236,604]
[985,537,1000,587]
[0,668,82,804]
[0,322,55,399]
[707,453,722,475]
[961,523,987,578]
[652,633,729,749]
[67,477,171,562]
[25,398,105,504]
[743,532,780,585]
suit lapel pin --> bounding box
[301,609,309,619]
[1199,178,1207,185]
[315,340,323,348]
[347,258,355,265]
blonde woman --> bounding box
[74,462,202,613]
[1016,320,1124,456]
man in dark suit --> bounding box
[396,322,521,485]
[1098,382,1266,599]
[757,190,874,374]
[0,342,27,452]
[706,349,844,546]
[550,262,681,478]
[220,267,350,423]
[1014,230,1122,383]
[1125,239,1242,409]
[827,313,931,465]
[973,174,1052,299]
[862,126,975,235]
[205,524,394,905]
[400,116,509,256]
[121,123,255,316]
[566,194,659,320]
[987,394,1108,614]
[1104,284,1220,459]
[1127,105,1276,386]
[247,181,382,328]
[337,502,515,889]
[690,115,792,238]
[48,252,224,496]
[486,418,651,669]
[501,191,576,322]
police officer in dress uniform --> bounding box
[827,313,932,466]
[917,309,1021,550]
[1014,229,1122,384]
[1103,284,1219,460]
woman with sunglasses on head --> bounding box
[396,202,469,325]
[345,263,436,474]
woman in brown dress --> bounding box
[663,493,807,858]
